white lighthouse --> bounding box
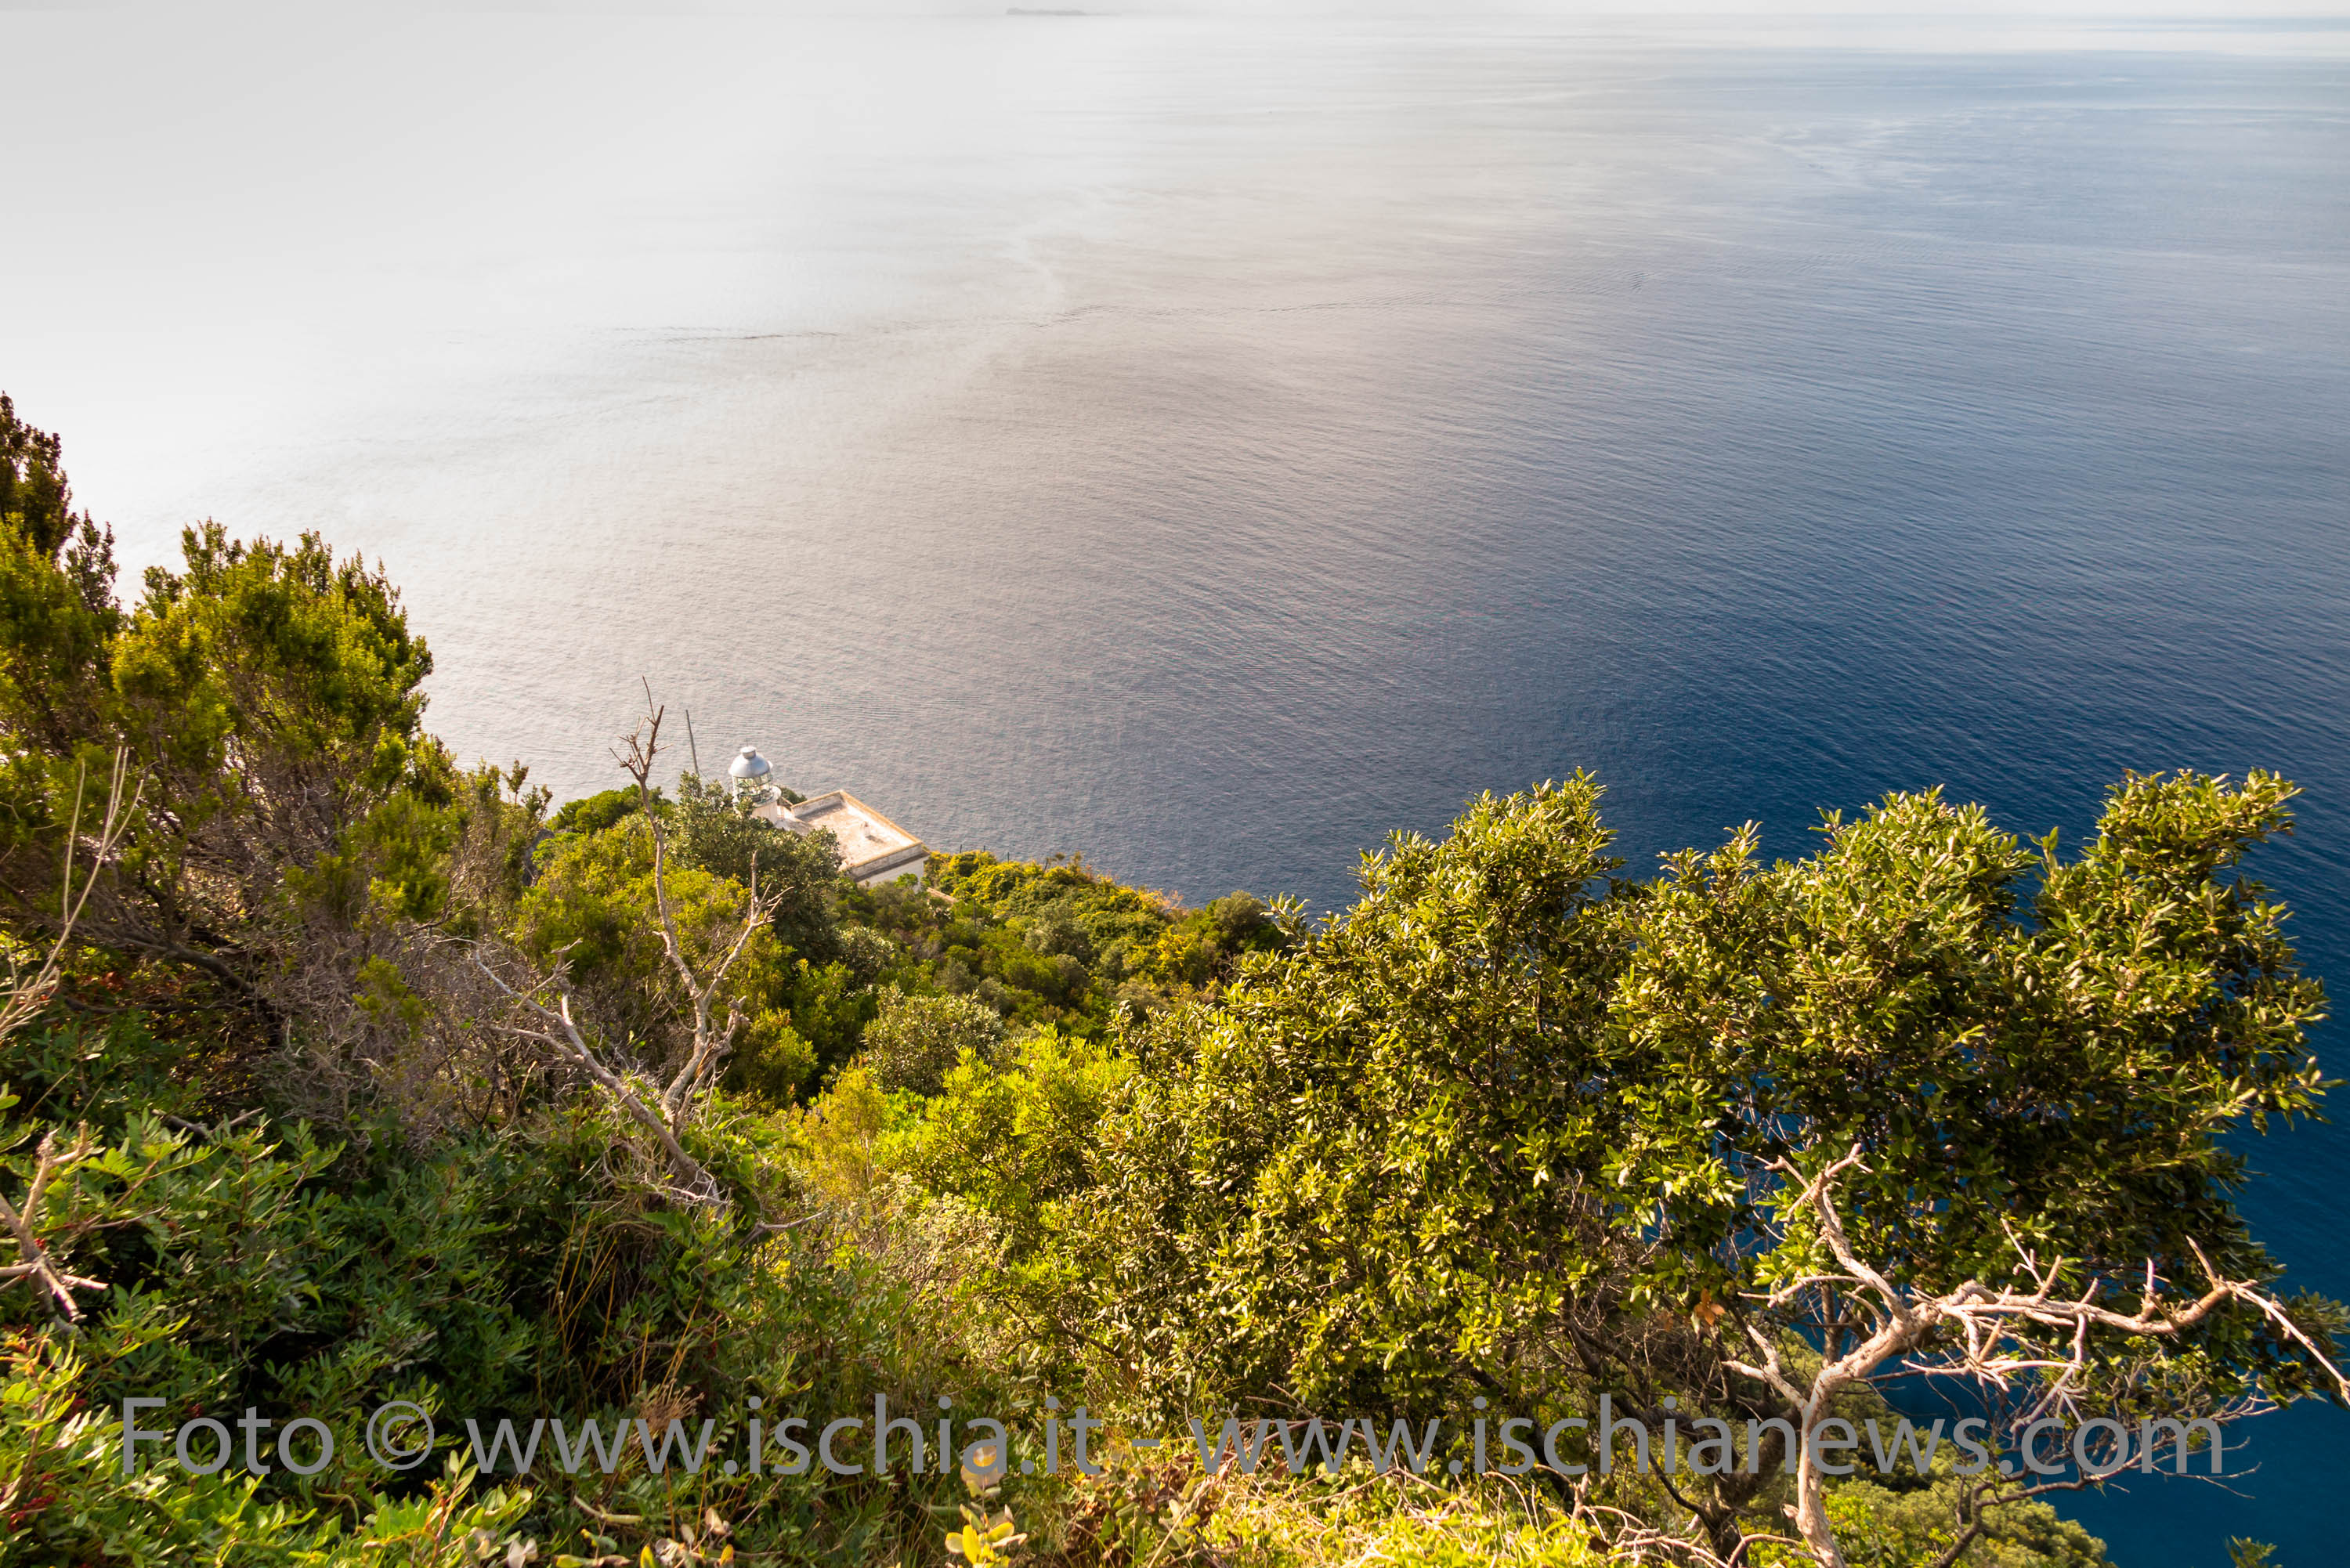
[731,742,929,887]
[727,745,779,809]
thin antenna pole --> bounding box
[685,709,702,780]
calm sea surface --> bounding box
[5,11,2348,1559]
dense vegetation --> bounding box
[0,395,2338,1566]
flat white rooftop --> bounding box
[757,790,928,886]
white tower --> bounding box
[728,745,779,809]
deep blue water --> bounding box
[5,13,2346,1560]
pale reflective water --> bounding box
[5,12,2348,1558]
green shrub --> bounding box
[546,784,642,839]
[897,1026,1133,1269]
[861,990,1007,1097]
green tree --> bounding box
[516,815,785,1058]
[0,395,119,758]
[1073,779,1637,1419]
[1611,775,2341,1563]
[862,988,1007,1097]
[1067,775,2346,1566]
[896,1025,1133,1294]
[0,398,484,1097]
[668,769,843,966]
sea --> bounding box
[3,8,2345,1559]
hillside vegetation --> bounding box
[0,396,2337,1566]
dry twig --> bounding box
[1721,1143,2350,1568]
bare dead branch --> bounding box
[615,688,786,1133]
[467,945,727,1209]
[1,750,143,1040]
[0,1130,110,1318]
[0,753,146,1319]
[1730,1142,2350,1568]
